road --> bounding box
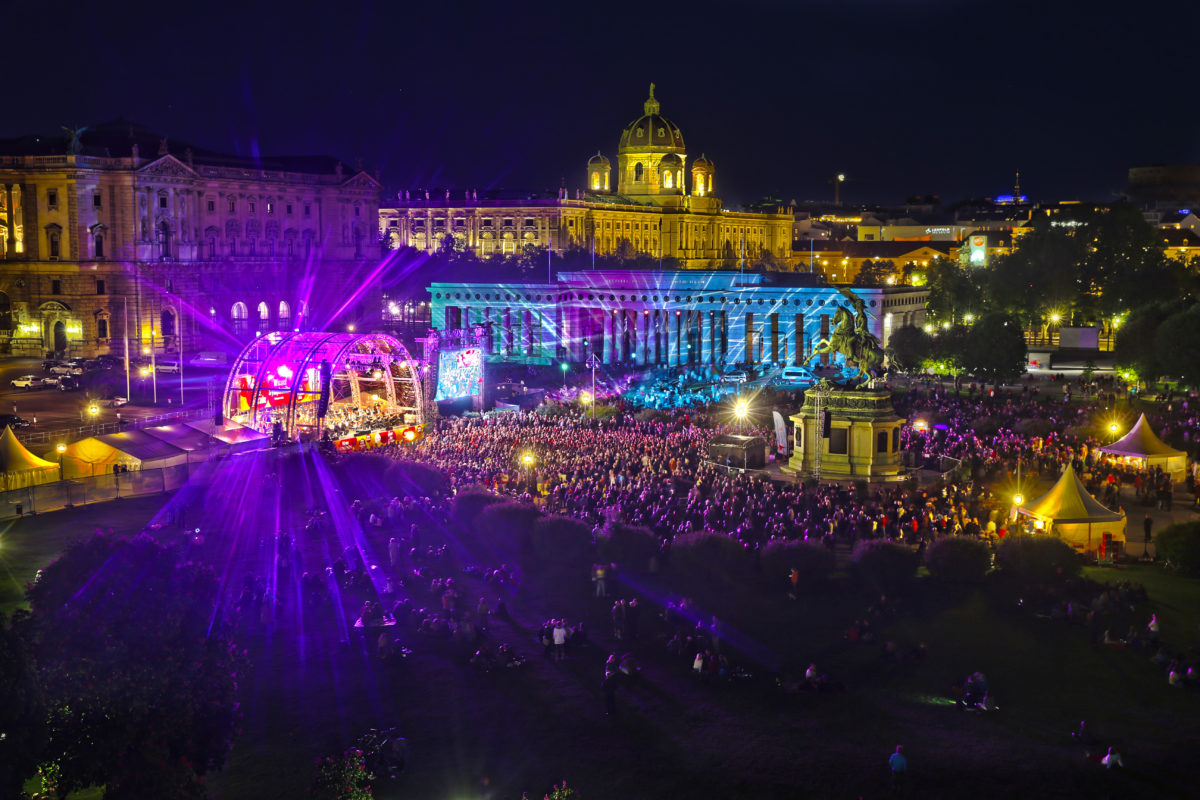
[0,357,228,440]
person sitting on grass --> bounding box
[1101,747,1124,769]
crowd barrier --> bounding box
[0,457,210,521]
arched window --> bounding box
[231,302,248,335]
[278,301,291,329]
[208,237,217,258]
[257,301,270,332]
[97,316,109,340]
[663,170,673,189]
[160,308,176,338]
[634,162,644,182]
[0,291,12,332]
[94,232,104,258]
[591,171,600,190]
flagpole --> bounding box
[123,296,130,400]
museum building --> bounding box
[428,269,927,367]
[380,86,794,268]
[0,121,382,358]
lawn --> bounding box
[6,451,1200,799]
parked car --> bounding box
[156,361,180,374]
[0,414,31,429]
[49,363,83,376]
[41,375,61,387]
[11,375,46,389]
[57,376,81,392]
[41,359,61,372]
[720,370,749,384]
[96,354,123,369]
[106,396,129,408]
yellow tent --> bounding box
[1098,413,1187,479]
[1017,464,1126,554]
[52,431,188,479]
[0,426,59,490]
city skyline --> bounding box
[3,0,1195,207]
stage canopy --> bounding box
[1098,413,1187,479]
[223,331,425,439]
[0,426,59,490]
[184,418,269,453]
[54,431,189,478]
[1016,464,1126,554]
[141,423,221,453]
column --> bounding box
[619,309,628,362]
[770,313,780,363]
[524,310,534,356]
[700,310,713,364]
[667,310,680,366]
[724,311,746,365]
[503,308,513,355]
[637,311,649,365]
[602,309,613,364]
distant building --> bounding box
[380,86,794,268]
[0,121,381,357]
[1127,164,1200,208]
[427,269,927,366]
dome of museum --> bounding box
[619,85,685,153]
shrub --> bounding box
[1013,418,1056,438]
[634,408,672,424]
[664,531,753,612]
[450,486,503,527]
[995,534,1081,582]
[476,501,542,556]
[1155,521,1200,571]
[597,522,660,572]
[759,539,835,591]
[850,539,919,595]
[532,515,594,568]
[310,748,374,800]
[924,536,991,583]
[384,460,447,498]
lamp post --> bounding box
[560,362,568,390]
[56,442,66,481]
[1108,421,1120,442]
[586,353,600,420]
[88,403,99,435]
[734,397,749,434]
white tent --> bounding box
[1016,464,1126,554]
[54,431,189,478]
[184,418,269,453]
[1098,413,1187,480]
[0,426,59,490]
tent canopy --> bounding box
[54,431,189,478]
[141,424,219,453]
[1018,464,1124,525]
[0,426,59,490]
[1100,413,1186,459]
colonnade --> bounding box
[439,302,828,368]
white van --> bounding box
[779,366,816,384]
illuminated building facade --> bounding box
[428,270,926,366]
[0,121,381,357]
[380,86,794,268]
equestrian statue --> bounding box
[807,288,886,388]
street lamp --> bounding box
[733,397,749,432]
[1108,421,1121,442]
[88,404,99,435]
[560,362,568,390]
[56,442,66,481]
[586,353,601,420]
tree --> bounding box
[0,612,48,798]
[885,325,933,373]
[1114,303,1170,386]
[924,258,980,323]
[929,323,968,373]
[26,534,241,799]
[1155,305,1200,387]
[980,230,1081,327]
[853,259,894,287]
[959,312,1027,385]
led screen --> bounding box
[434,347,483,401]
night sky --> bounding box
[7,0,1197,208]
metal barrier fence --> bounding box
[0,458,209,520]
[15,406,217,448]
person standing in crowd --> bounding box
[889,745,907,789]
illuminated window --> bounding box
[267,202,274,214]
[249,201,256,214]
[591,171,600,190]
[664,171,673,189]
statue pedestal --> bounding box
[783,388,906,482]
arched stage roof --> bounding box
[223,331,425,437]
